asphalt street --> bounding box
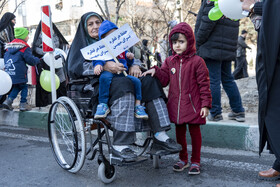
[0,124,278,187]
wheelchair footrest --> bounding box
[110,155,147,166]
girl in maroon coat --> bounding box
[142,22,212,175]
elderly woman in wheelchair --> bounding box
[48,12,181,183]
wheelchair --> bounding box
[47,74,173,184]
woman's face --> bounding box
[11,18,16,25]
[87,16,102,39]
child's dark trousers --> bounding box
[8,83,28,103]
[175,124,202,164]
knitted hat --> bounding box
[14,27,29,40]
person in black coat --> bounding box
[0,12,16,58]
[141,39,152,69]
[0,12,16,106]
[195,0,245,122]
[31,21,69,107]
[242,0,280,181]
[233,30,251,80]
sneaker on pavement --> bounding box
[207,114,223,121]
[173,160,190,172]
[94,103,110,119]
[135,105,148,119]
[2,98,13,111]
[188,162,201,175]
[228,112,245,122]
[19,102,31,111]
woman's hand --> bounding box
[200,107,209,118]
[129,65,142,78]
[94,65,103,75]
[240,0,255,11]
[104,61,126,74]
[142,69,155,77]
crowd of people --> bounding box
[1,0,280,184]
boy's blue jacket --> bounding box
[4,39,40,84]
[93,20,134,70]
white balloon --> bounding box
[0,70,12,95]
[43,48,66,69]
[0,58,4,70]
[218,0,246,20]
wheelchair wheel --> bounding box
[48,96,86,173]
[98,162,116,184]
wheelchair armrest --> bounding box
[68,77,92,85]
[68,75,98,85]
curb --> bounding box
[167,122,259,151]
[0,109,48,129]
[0,109,259,151]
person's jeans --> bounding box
[99,71,142,104]
[205,59,244,116]
[8,83,28,103]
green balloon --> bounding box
[214,1,218,7]
[208,7,223,21]
[40,70,60,92]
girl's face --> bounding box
[87,16,102,39]
[172,33,187,55]
[11,18,16,25]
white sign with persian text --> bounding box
[80,23,139,61]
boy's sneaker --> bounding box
[19,102,31,111]
[173,160,190,172]
[207,114,223,121]
[188,162,201,175]
[2,98,13,111]
[94,103,110,119]
[135,105,148,119]
[228,112,245,122]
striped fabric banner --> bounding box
[41,5,54,52]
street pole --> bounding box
[176,0,182,22]
[41,5,57,103]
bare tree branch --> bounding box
[183,0,196,22]
[0,0,9,15]
[13,0,27,14]
[115,0,125,24]
[103,0,110,21]
[95,0,108,20]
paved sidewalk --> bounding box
[0,105,259,152]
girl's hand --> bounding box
[129,65,141,78]
[126,52,134,60]
[142,69,155,77]
[94,65,103,75]
[200,107,209,118]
